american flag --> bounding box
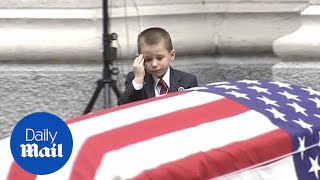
[0,80,320,180]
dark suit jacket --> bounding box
[118,67,198,105]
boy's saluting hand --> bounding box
[133,54,145,84]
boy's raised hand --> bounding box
[133,54,145,84]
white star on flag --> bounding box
[278,91,301,101]
[297,136,307,160]
[257,96,279,107]
[225,91,250,100]
[266,107,287,121]
[207,82,229,86]
[248,86,271,95]
[186,87,208,91]
[293,119,313,134]
[302,87,320,96]
[238,80,261,85]
[309,156,320,179]
[270,81,293,89]
[287,102,308,116]
[310,97,320,108]
[315,114,320,119]
[216,85,240,90]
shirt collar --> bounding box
[153,67,170,88]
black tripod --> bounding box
[83,0,121,114]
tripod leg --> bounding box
[83,80,104,115]
[111,80,121,98]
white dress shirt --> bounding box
[132,68,171,97]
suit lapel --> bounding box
[170,68,182,92]
[144,73,155,98]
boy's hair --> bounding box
[137,27,173,54]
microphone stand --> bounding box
[83,0,121,114]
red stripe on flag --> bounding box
[69,98,250,180]
[133,129,292,179]
[7,162,35,180]
[6,92,185,180]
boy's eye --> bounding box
[144,58,152,62]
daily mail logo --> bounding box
[10,112,73,175]
[21,128,63,158]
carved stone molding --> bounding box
[273,4,320,61]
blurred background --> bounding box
[1,0,319,139]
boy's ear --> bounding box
[170,49,176,61]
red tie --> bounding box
[158,79,169,95]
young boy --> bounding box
[118,27,198,105]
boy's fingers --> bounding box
[134,55,141,63]
[134,54,142,63]
[140,57,144,64]
[137,54,144,64]
[138,54,143,61]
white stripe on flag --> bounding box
[95,110,279,180]
[36,91,224,180]
[0,137,13,180]
[217,156,297,180]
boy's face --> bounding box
[140,40,175,79]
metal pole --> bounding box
[83,0,119,114]
[102,0,111,108]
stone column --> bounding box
[273,0,320,90]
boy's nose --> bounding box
[151,60,158,67]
